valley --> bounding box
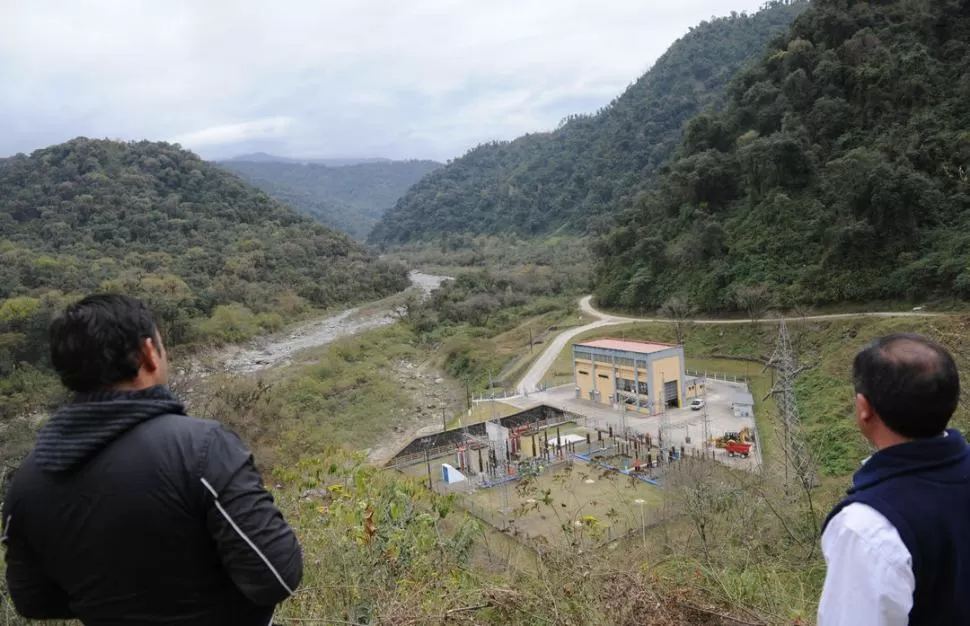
[4,0,970,623]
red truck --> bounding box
[725,441,753,458]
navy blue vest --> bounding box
[822,429,970,625]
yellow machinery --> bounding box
[714,428,753,448]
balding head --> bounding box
[853,333,960,439]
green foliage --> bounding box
[595,0,970,311]
[218,159,442,239]
[369,1,809,244]
[389,234,594,295]
[0,137,409,420]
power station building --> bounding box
[572,338,699,414]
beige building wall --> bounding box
[651,355,683,409]
[594,371,613,402]
[575,359,594,400]
[573,349,686,413]
[685,380,705,398]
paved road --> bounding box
[580,295,941,325]
[517,317,624,391]
[518,295,941,389]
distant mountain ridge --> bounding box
[369,0,809,245]
[0,137,409,358]
[218,158,442,239]
[227,152,394,167]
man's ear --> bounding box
[855,393,873,426]
[140,337,161,373]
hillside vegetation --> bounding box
[219,158,441,239]
[370,0,809,244]
[595,0,970,312]
[0,138,409,422]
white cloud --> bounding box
[170,117,295,148]
[0,0,774,161]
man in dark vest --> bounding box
[2,294,302,625]
[818,333,968,625]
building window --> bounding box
[578,370,589,376]
[598,374,609,379]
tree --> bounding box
[734,284,772,322]
[658,295,697,345]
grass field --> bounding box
[465,460,664,545]
[450,400,521,429]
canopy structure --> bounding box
[546,434,586,448]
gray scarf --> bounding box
[34,385,185,473]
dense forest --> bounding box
[219,158,441,239]
[370,0,809,245]
[0,138,409,420]
[594,0,970,311]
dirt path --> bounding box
[366,360,465,465]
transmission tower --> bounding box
[764,318,818,491]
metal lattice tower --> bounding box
[765,318,818,491]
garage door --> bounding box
[664,380,679,405]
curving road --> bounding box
[517,295,942,391]
[579,296,941,325]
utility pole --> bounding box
[442,407,447,433]
[659,372,670,447]
[702,379,711,454]
[529,328,534,353]
[425,449,433,491]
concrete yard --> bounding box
[503,379,762,470]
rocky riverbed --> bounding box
[214,271,449,375]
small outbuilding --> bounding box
[731,392,754,417]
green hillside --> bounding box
[0,138,409,419]
[219,159,442,239]
[369,0,809,245]
[595,0,970,312]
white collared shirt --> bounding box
[817,502,915,625]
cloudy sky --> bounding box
[1,0,770,162]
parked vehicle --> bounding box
[689,398,705,410]
[725,440,752,458]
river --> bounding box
[216,271,450,375]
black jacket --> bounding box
[2,385,302,625]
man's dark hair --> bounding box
[853,333,960,438]
[49,294,160,393]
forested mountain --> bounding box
[594,0,970,311]
[369,0,809,245]
[219,158,442,239]
[0,138,409,418]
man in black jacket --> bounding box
[2,294,302,625]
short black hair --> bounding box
[49,294,160,393]
[853,333,960,439]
